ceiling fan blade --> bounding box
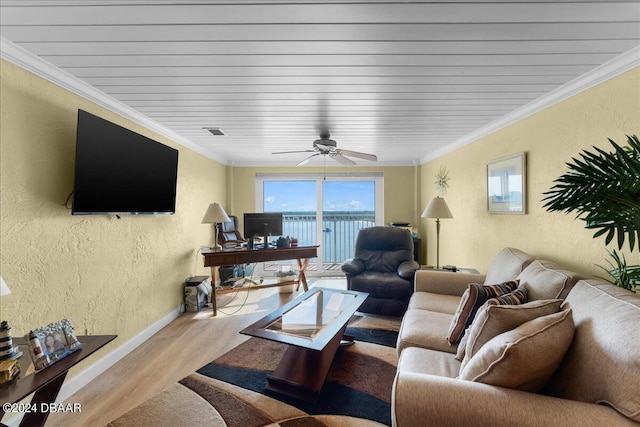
[332,154,356,166]
[337,149,377,162]
[272,149,316,155]
[297,153,321,166]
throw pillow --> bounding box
[455,328,470,360]
[459,309,574,392]
[485,286,528,306]
[446,280,519,346]
[455,286,529,361]
[459,298,563,369]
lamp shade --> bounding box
[202,203,230,224]
[421,197,453,219]
[0,277,11,297]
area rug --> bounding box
[109,316,400,427]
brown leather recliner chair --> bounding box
[341,226,420,317]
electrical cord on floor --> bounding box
[192,247,203,277]
[215,263,258,316]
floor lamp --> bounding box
[421,197,453,269]
[202,203,230,251]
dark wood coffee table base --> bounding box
[266,323,350,403]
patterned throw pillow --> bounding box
[446,280,519,346]
[455,286,529,360]
[486,286,528,306]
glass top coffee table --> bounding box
[240,287,368,402]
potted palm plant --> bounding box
[542,134,640,290]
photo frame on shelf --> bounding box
[487,152,527,214]
[25,318,82,370]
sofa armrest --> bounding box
[414,270,486,296]
[392,372,636,427]
[341,258,365,276]
[397,260,420,280]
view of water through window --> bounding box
[263,180,376,264]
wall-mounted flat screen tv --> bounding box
[72,110,179,215]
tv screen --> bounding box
[72,110,179,215]
[244,213,283,239]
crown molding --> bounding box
[420,45,640,164]
[0,36,228,165]
[230,159,415,168]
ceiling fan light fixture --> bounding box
[273,131,377,166]
[203,127,225,136]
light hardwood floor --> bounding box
[46,278,347,427]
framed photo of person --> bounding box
[25,318,82,370]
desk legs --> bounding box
[210,265,218,316]
[296,258,310,292]
[209,257,312,316]
[18,372,67,427]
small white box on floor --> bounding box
[275,266,296,293]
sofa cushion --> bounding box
[446,280,519,346]
[408,291,461,315]
[484,247,534,285]
[544,280,640,422]
[516,260,583,301]
[398,346,461,379]
[455,286,530,360]
[459,299,563,368]
[397,309,456,356]
[459,309,574,392]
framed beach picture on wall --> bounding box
[487,152,527,214]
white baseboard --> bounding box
[58,305,183,402]
[3,305,183,427]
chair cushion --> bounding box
[446,280,520,346]
[459,309,574,392]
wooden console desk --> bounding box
[202,245,319,316]
[0,334,116,427]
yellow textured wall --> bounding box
[0,60,226,360]
[419,67,640,275]
[229,165,419,230]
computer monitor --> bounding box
[243,213,283,240]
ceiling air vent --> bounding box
[203,127,225,136]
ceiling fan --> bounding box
[272,132,378,166]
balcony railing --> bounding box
[281,211,375,263]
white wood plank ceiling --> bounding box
[1,1,639,166]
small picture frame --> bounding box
[25,319,82,370]
[487,152,527,214]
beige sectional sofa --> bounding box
[392,247,640,426]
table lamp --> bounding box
[421,197,453,269]
[202,203,230,251]
[0,277,10,297]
